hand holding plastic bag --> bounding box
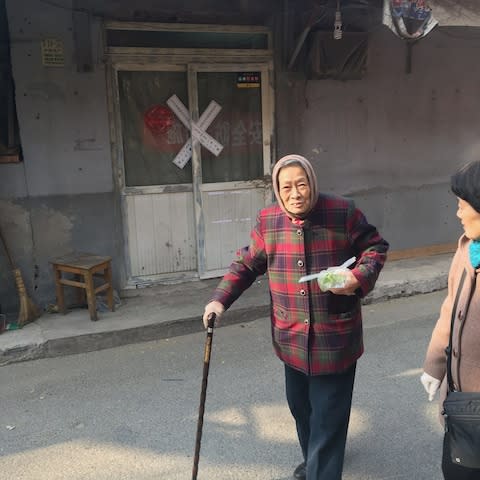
[299,257,356,293]
[316,267,349,292]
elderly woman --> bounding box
[203,154,388,480]
[421,160,480,479]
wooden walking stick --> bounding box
[192,313,216,480]
[0,225,40,327]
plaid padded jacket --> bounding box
[211,193,389,375]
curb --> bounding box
[0,277,447,367]
[363,276,448,305]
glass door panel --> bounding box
[117,69,196,280]
[118,70,191,186]
[198,71,263,183]
[193,67,270,277]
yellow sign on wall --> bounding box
[41,38,65,67]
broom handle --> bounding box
[0,225,15,269]
[13,269,27,295]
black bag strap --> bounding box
[446,268,467,392]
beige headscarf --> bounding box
[272,154,318,219]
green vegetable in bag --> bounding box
[317,269,347,292]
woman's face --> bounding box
[278,165,311,217]
[457,198,480,240]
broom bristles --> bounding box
[13,268,40,327]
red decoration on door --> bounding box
[143,105,174,136]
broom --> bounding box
[0,225,40,327]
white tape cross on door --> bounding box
[167,94,224,169]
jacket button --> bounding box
[297,260,304,267]
[304,318,309,325]
[458,311,464,321]
[296,229,302,236]
[300,289,306,296]
[453,349,458,358]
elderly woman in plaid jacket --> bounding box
[203,154,389,480]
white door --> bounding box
[114,63,273,285]
[189,64,272,278]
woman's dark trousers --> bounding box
[284,363,356,480]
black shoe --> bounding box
[293,461,306,480]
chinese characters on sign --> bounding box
[166,119,262,149]
[142,95,263,170]
[236,72,261,89]
[41,38,65,67]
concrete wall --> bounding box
[1,0,123,315]
[0,0,279,316]
[3,0,477,314]
[276,26,472,249]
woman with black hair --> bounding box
[421,160,480,479]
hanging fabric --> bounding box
[383,0,437,39]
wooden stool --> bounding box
[51,253,114,321]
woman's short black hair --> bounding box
[451,160,480,213]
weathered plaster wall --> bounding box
[1,0,279,315]
[276,26,472,249]
[1,0,123,315]
[0,195,120,314]
[5,0,112,196]
[2,0,476,314]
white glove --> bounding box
[420,372,441,401]
[202,301,224,329]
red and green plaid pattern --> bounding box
[212,193,389,375]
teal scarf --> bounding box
[469,240,480,269]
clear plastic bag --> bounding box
[298,256,356,291]
[316,267,349,292]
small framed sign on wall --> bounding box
[236,72,260,88]
[41,38,65,67]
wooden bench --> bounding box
[51,253,114,321]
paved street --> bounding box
[1,291,446,480]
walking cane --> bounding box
[192,312,216,480]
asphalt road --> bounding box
[0,290,447,480]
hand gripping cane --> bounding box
[192,312,216,480]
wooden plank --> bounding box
[113,63,186,73]
[106,47,273,58]
[52,253,111,270]
[108,53,273,66]
[134,194,157,276]
[124,184,192,195]
[188,63,205,276]
[260,62,274,183]
[125,196,140,276]
[388,243,456,261]
[105,21,270,34]
[0,154,21,164]
[59,278,86,288]
[168,191,197,272]
[94,283,110,294]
